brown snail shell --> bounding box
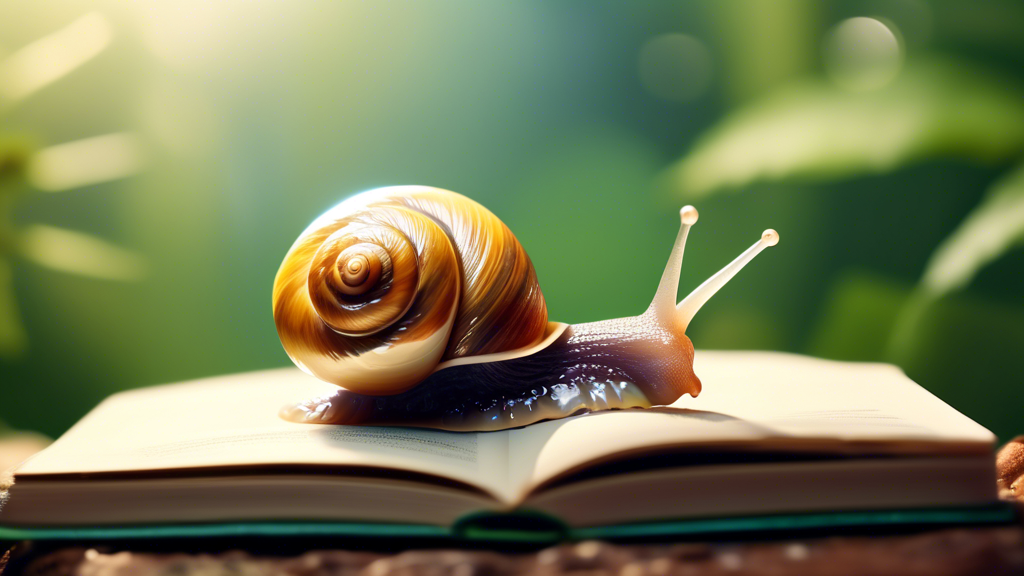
[273,185,777,431]
[273,186,548,396]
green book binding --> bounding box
[0,505,1016,545]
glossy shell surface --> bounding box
[273,186,548,395]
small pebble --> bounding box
[364,558,393,576]
[718,551,743,571]
[785,543,809,561]
[649,557,672,574]
[575,541,602,560]
[537,548,561,566]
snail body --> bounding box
[273,186,777,432]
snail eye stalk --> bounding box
[648,205,698,325]
[677,228,779,331]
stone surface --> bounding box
[9,529,1024,576]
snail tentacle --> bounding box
[676,229,779,330]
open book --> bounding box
[0,352,1003,541]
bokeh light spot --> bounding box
[638,34,713,103]
[823,17,903,92]
[862,0,933,47]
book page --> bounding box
[16,368,512,499]
[507,351,995,498]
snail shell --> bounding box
[273,186,778,431]
[273,186,548,395]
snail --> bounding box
[273,186,778,432]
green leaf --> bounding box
[0,135,36,184]
[18,225,146,282]
[887,162,1024,359]
[0,258,27,358]
[665,58,1024,198]
[921,163,1024,296]
[807,271,910,362]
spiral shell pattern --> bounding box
[273,186,549,395]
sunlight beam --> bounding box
[27,133,145,192]
[0,13,113,104]
[18,225,146,281]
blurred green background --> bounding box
[1,0,1021,442]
